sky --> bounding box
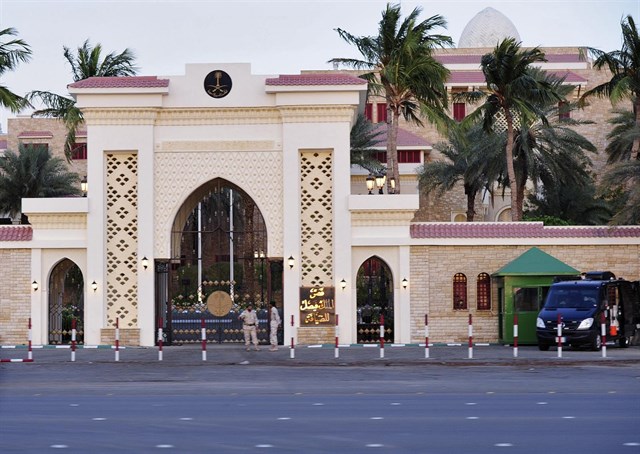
[1,0,639,131]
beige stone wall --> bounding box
[410,244,640,343]
[0,249,31,344]
[100,328,140,346]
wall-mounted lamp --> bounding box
[80,176,88,197]
[141,256,149,270]
[402,278,408,289]
[375,174,386,194]
[287,256,295,269]
[366,174,375,195]
[32,280,39,292]
[340,279,347,290]
[91,281,98,292]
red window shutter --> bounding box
[377,103,388,123]
[453,103,466,122]
[365,103,373,121]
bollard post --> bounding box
[557,313,563,358]
[158,317,164,361]
[379,314,385,359]
[201,317,207,362]
[290,315,295,359]
[71,318,77,362]
[334,314,339,359]
[601,312,607,358]
[424,314,429,359]
[115,318,120,362]
[468,313,473,359]
[28,318,33,361]
[513,312,519,358]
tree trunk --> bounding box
[465,185,476,222]
[632,96,640,161]
[504,109,521,221]
[387,110,401,194]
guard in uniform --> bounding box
[269,301,281,351]
[238,305,260,351]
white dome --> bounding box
[458,7,521,48]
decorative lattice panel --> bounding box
[300,151,333,286]
[106,153,138,328]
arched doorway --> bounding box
[158,178,283,344]
[356,256,394,343]
[48,259,84,345]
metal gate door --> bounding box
[356,256,394,343]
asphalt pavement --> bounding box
[2,342,640,367]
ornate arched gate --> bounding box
[356,256,394,343]
[48,259,84,344]
[156,178,283,345]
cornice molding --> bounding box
[278,105,356,123]
[81,108,159,125]
[26,214,87,229]
[155,108,281,125]
[351,210,416,226]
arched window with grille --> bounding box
[477,272,491,310]
[453,273,467,310]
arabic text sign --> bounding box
[299,286,335,325]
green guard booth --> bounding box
[493,247,580,345]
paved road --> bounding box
[2,346,639,453]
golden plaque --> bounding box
[207,291,232,316]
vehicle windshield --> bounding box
[543,287,599,309]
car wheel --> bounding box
[618,336,629,348]
[538,343,550,351]
[590,335,602,351]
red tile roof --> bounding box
[373,125,431,148]
[0,225,33,241]
[266,74,367,86]
[411,223,640,239]
[68,76,169,89]
[17,131,53,139]
[550,71,587,83]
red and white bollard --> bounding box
[334,314,339,359]
[115,318,120,362]
[290,315,295,359]
[513,312,519,358]
[468,314,473,359]
[379,314,385,359]
[424,314,430,359]
[71,318,77,362]
[158,317,164,361]
[557,313,563,358]
[601,312,607,358]
[28,317,33,361]
[201,318,207,361]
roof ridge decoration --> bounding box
[265,73,367,86]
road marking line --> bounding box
[256,444,274,448]
[50,445,69,449]
[277,417,291,420]
[537,402,548,405]
[370,417,384,420]
[466,416,479,420]
[92,418,107,421]
[366,444,384,448]
[179,417,193,421]
[156,445,174,448]
[312,403,324,406]
[562,416,576,419]
[495,443,513,447]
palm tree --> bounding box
[330,3,452,194]
[0,144,81,223]
[525,175,612,225]
[599,160,640,224]
[418,121,504,221]
[350,113,384,175]
[29,40,138,160]
[579,15,640,161]
[458,38,562,220]
[0,27,32,112]
[510,73,597,219]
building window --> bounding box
[397,150,421,163]
[365,103,373,121]
[558,101,570,120]
[453,273,467,310]
[477,272,491,310]
[453,102,466,122]
[377,103,388,123]
[71,143,88,160]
